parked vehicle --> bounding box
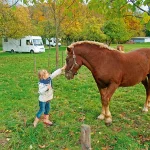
[2,36,45,53]
[46,38,61,47]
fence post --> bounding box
[81,124,91,150]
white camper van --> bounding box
[2,36,45,53]
[46,38,61,47]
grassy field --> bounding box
[0,43,150,150]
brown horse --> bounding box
[65,41,150,125]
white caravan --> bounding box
[2,36,45,53]
[46,38,61,47]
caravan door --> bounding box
[25,39,34,53]
[20,37,34,53]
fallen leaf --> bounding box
[6,138,10,141]
[29,145,33,149]
[5,130,12,133]
[39,145,46,149]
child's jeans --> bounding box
[36,101,50,118]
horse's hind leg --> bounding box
[141,75,150,112]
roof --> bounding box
[131,37,150,39]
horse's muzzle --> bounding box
[65,71,74,80]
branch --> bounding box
[123,14,142,18]
[9,0,20,8]
[129,0,150,15]
[68,0,76,9]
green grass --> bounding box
[0,44,150,150]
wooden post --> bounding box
[81,124,91,150]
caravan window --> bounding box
[26,40,33,45]
[26,40,30,45]
[33,39,43,46]
[4,38,8,42]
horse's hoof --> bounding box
[142,107,148,112]
[105,117,112,126]
[97,114,105,120]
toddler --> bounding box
[33,65,66,127]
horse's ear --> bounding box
[67,46,71,52]
[67,45,74,54]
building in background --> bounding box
[131,37,150,43]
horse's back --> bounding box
[119,48,150,87]
[127,48,150,56]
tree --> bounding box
[29,0,83,68]
[0,3,33,38]
[61,1,86,44]
[103,18,130,44]
[81,17,106,42]
[50,0,81,68]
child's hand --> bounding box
[61,65,67,70]
[47,85,51,89]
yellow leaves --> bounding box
[39,16,45,21]
[142,12,150,24]
[32,9,45,22]
[142,12,150,30]
[0,5,33,38]
[62,20,82,34]
[125,16,141,30]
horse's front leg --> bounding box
[97,88,107,120]
[98,82,119,126]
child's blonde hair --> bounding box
[38,69,48,79]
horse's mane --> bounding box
[68,41,117,51]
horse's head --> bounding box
[65,45,82,80]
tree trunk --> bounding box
[55,28,59,69]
